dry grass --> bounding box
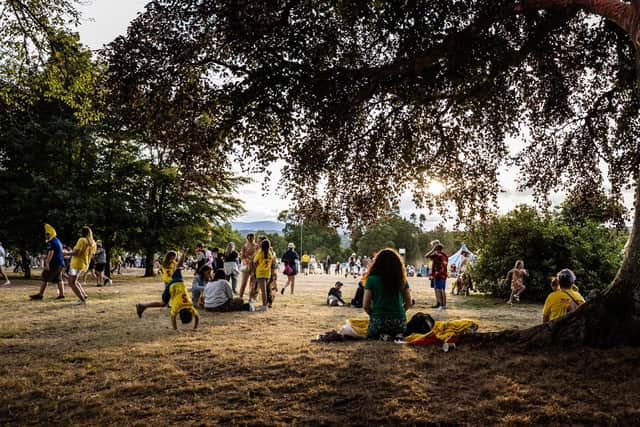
[0,271,638,426]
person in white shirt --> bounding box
[0,242,10,285]
[203,269,250,312]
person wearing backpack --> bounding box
[543,269,585,323]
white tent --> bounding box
[448,243,476,270]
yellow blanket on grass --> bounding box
[341,317,479,343]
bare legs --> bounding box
[68,274,87,302]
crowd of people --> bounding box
[2,225,590,335]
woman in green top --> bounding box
[363,248,412,339]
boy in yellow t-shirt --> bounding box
[543,269,585,323]
[136,254,199,330]
[252,239,273,311]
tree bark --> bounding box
[144,247,155,277]
[20,248,31,279]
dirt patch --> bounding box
[0,271,638,425]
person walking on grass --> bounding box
[30,224,65,300]
[0,240,10,286]
[363,248,412,340]
[136,267,199,330]
[252,238,273,311]
[506,259,529,305]
[64,226,96,305]
[280,242,299,295]
[425,240,448,310]
[94,241,111,287]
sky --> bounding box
[75,1,633,228]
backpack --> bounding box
[404,312,435,337]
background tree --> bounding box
[107,0,640,346]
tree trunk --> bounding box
[463,175,640,348]
[20,248,31,279]
[144,247,155,277]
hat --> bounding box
[44,223,57,242]
[288,242,295,249]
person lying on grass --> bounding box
[136,267,199,330]
[327,281,346,306]
[363,248,412,340]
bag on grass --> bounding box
[404,312,435,337]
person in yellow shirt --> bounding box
[301,252,311,275]
[64,226,96,306]
[161,250,185,285]
[136,266,199,330]
[543,269,585,323]
[252,239,273,311]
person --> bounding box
[161,250,186,286]
[543,269,585,323]
[110,254,122,275]
[301,251,310,275]
[324,255,331,275]
[363,248,412,340]
[211,247,224,270]
[136,268,199,330]
[334,260,341,275]
[252,238,273,311]
[239,234,259,299]
[255,235,279,308]
[506,260,529,304]
[64,226,96,305]
[456,250,472,296]
[194,243,207,271]
[94,241,110,287]
[350,280,365,308]
[203,268,251,312]
[191,264,213,306]
[223,242,240,293]
[280,242,299,295]
[425,240,448,310]
[327,281,346,306]
[0,240,9,286]
[30,224,65,300]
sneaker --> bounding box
[106,278,113,286]
[513,295,520,302]
[3,280,10,286]
[29,294,43,300]
[55,295,65,300]
[438,306,447,311]
[72,300,87,306]
[136,303,144,318]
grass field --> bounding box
[1,270,638,425]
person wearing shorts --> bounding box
[94,242,109,287]
[30,224,66,300]
[65,226,96,305]
[425,240,449,310]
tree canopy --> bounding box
[104,0,640,226]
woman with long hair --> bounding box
[252,238,273,311]
[239,234,258,299]
[65,226,97,305]
[363,248,412,339]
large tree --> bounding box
[107,1,640,347]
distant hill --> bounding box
[232,221,285,235]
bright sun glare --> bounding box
[428,181,445,195]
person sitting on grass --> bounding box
[363,248,412,340]
[191,265,213,307]
[136,260,199,330]
[203,268,251,312]
[543,268,585,323]
[327,281,346,306]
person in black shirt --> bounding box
[327,281,345,306]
